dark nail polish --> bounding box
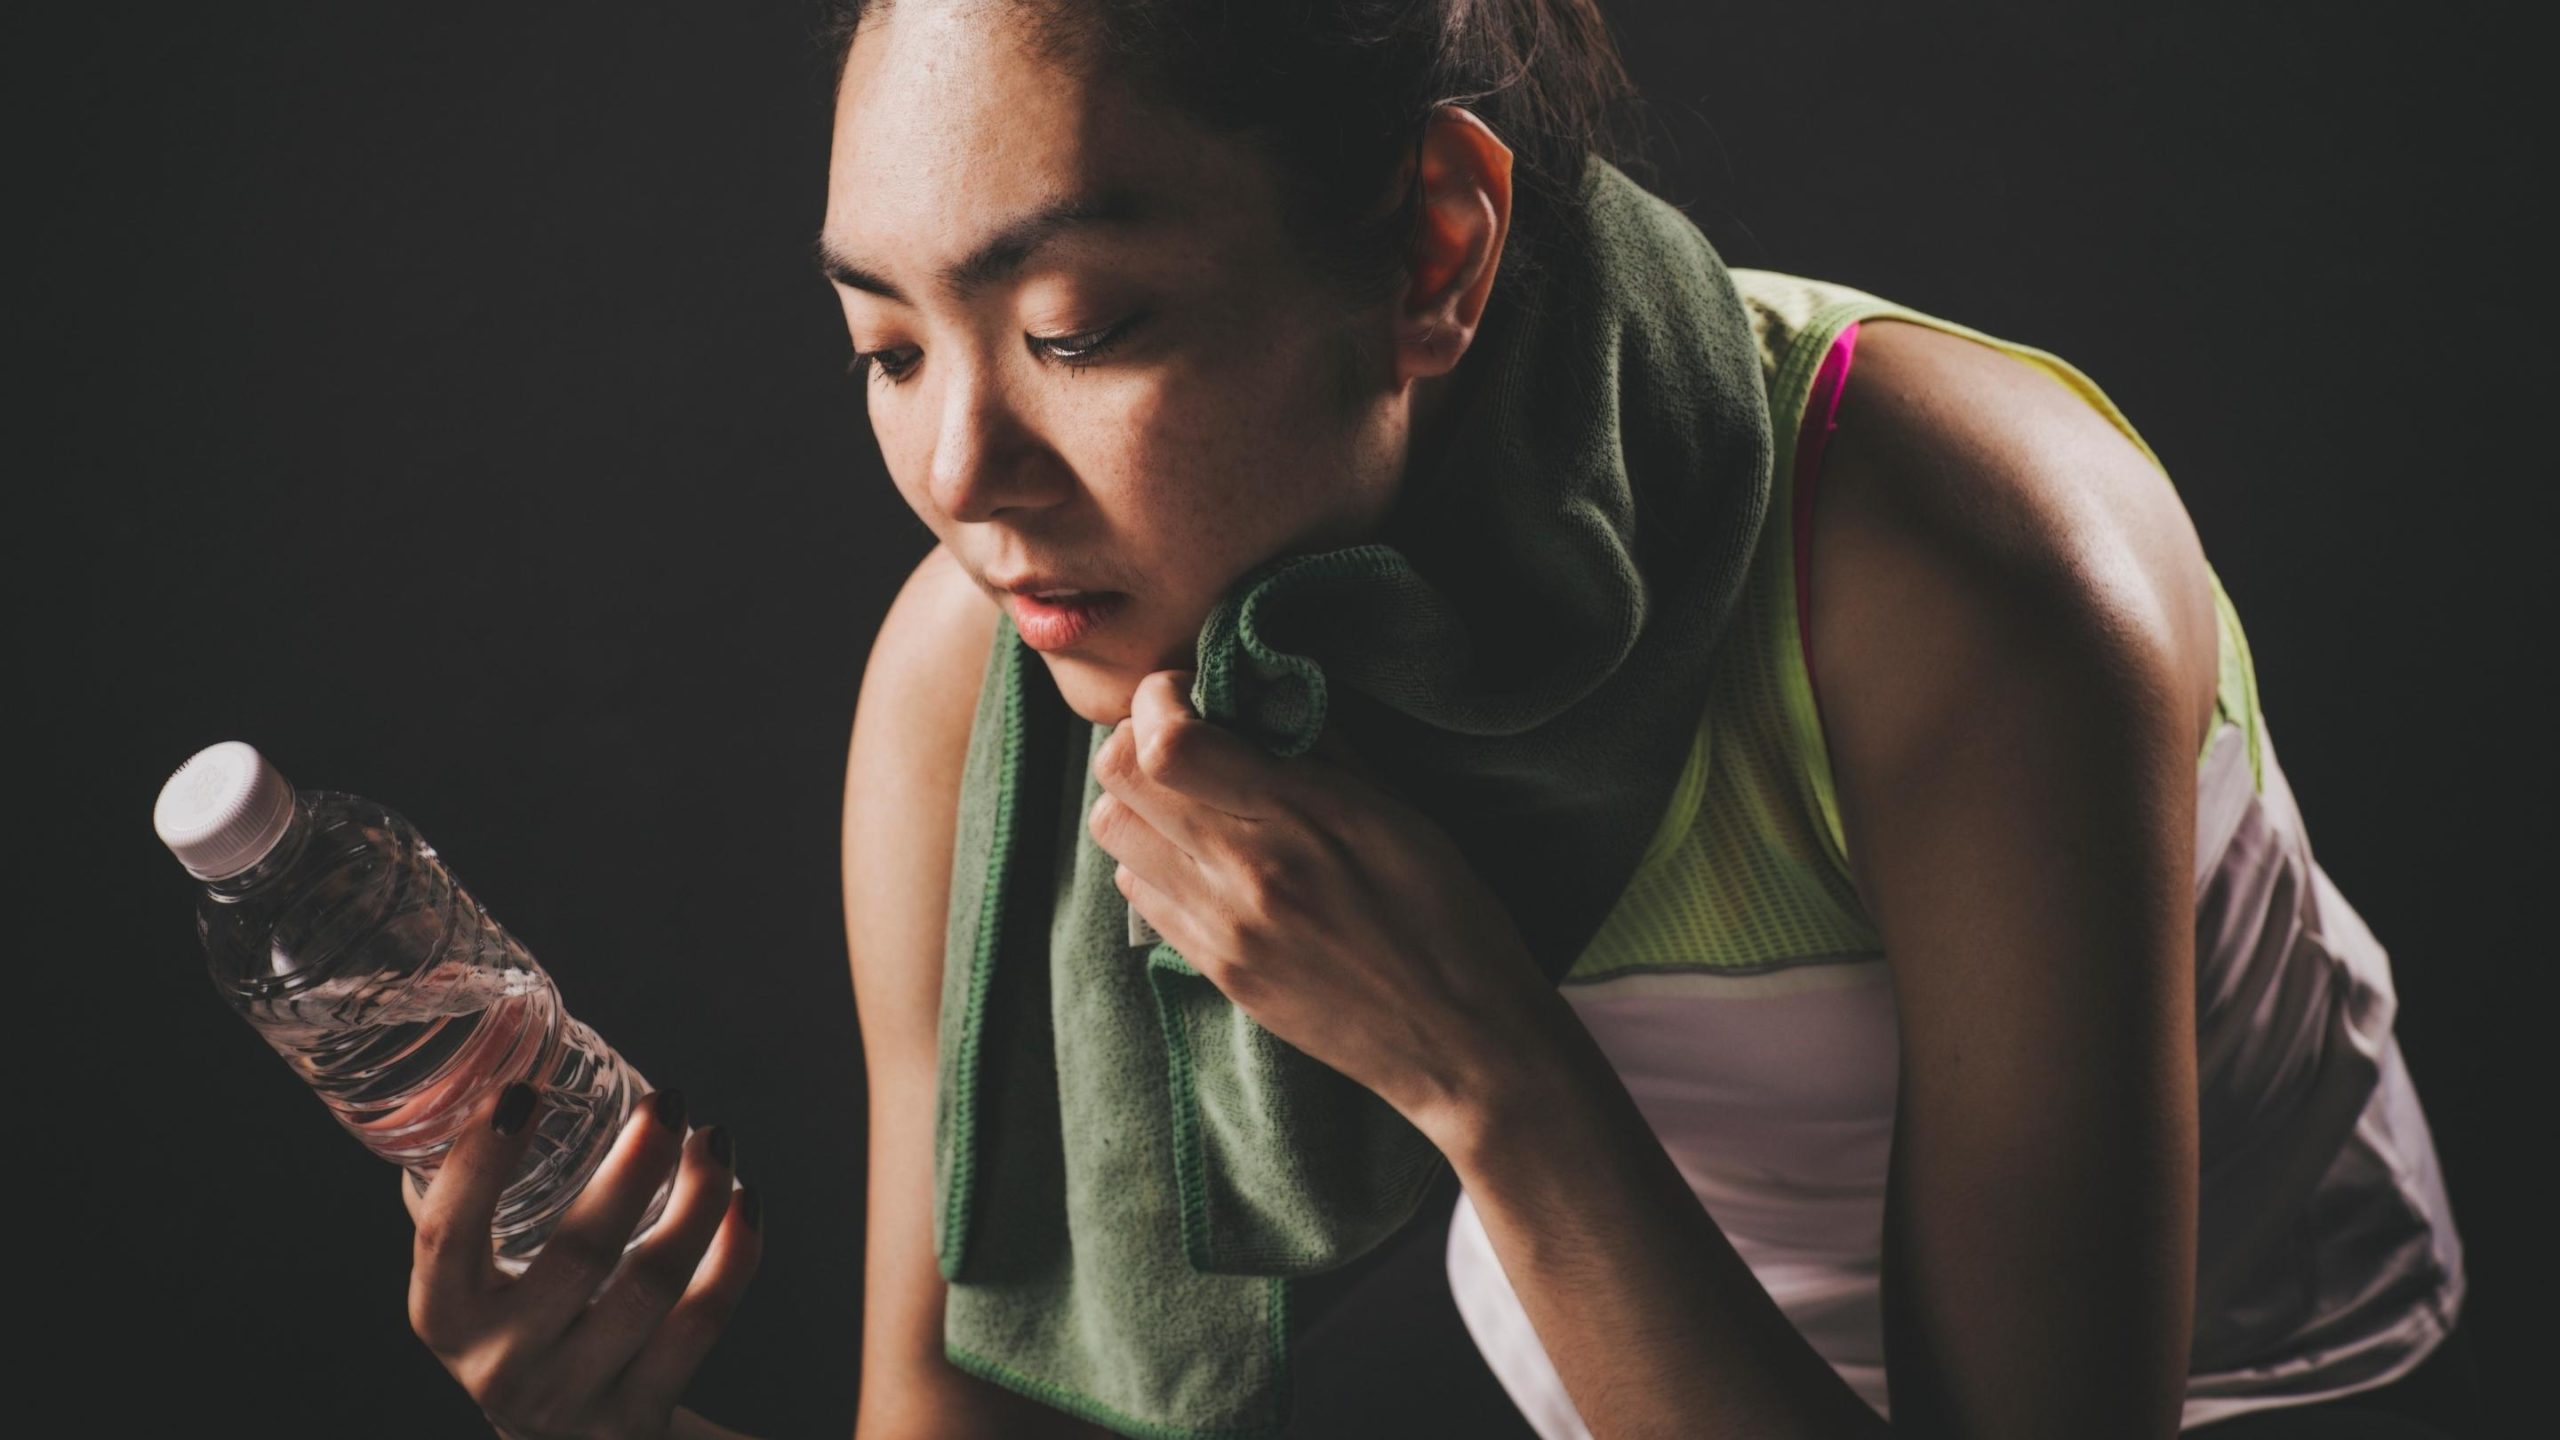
[705,1123,734,1168]
[651,1088,688,1130]
[492,1082,537,1137]
[739,1184,762,1232]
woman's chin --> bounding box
[1039,654,1144,728]
[1031,611,1201,728]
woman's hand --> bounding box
[402,1081,763,1440]
[1091,669,1566,1133]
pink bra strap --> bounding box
[1791,320,1861,723]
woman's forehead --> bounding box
[830,0,1190,191]
[823,11,1285,301]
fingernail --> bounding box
[704,1123,734,1168]
[739,1184,763,1231]
[492,1081,537,1137]
[651,1087,688,1130]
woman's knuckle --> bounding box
[462,1350,529,1413]
[1136,723,1190,779]
[1326,801,1379,850]
[1096,730,1134,784]
[603,1262,685,1328]
[1230,851,1275,905]
[412,1212,460,1259]
[1210,953,1266,1004]
[1241,849,1308,914]
[407,1292,453,1351]
[1199,893,1249,948]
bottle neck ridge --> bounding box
[202,790,316,903]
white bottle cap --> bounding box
[156,741,298,881]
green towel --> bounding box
[931,152,1774,1438]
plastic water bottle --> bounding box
[153,740,675,1275]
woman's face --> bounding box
[821,3,1416,726]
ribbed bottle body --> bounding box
[199,789,668,1271]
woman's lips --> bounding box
[1006,591,1128,652]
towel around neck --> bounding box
[930,151,1774,1438]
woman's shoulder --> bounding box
[1803,317,2225,857]
[843,543,1000,1002]
[850,539,1000,822]
[851,542,1000,787]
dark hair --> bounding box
[813,0,1652,314]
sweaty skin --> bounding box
[823,3,2223,1437]
[818,0,1499,729]
[827,6,1513,1433]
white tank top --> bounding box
[1441,289,2468,1431]
[1443,278,2457,1424]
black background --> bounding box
[27,3,2532,1435]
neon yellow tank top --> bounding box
[1563,269,2268,982]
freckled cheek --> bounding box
[1113,397,1287,562]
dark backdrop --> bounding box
[26,3,2532,1435]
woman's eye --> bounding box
[846,313,1146,389]
[848,346,919,386]
[1032,312,1145,369]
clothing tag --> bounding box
[1127,903,1161,950]
[1106,719,1163,949]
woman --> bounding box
[399,2,2474,1436]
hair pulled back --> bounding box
[817,0,1651,314]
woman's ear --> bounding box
[1389,104,1514,387]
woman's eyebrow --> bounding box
[813,183,1159,305]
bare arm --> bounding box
[843,544,1114,1440]
[1419,322,2215,1437]
[1430,1011,1897,1437]
[1823,322,2211,1435]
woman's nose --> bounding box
[925,361,1065,524]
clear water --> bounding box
[197,789,670,1274]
